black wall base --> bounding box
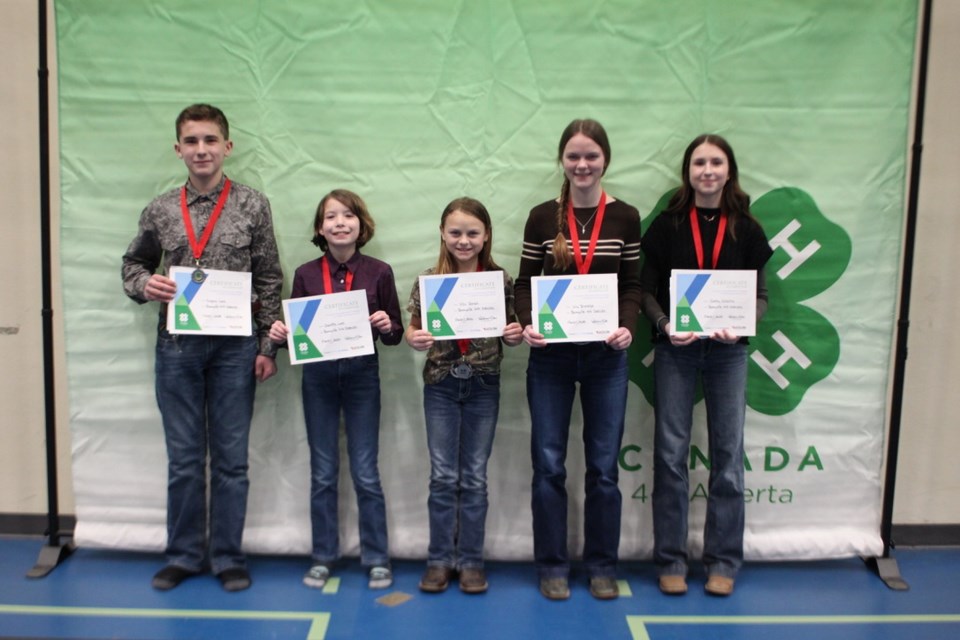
[0,513,75,537]
[891,524,960,547]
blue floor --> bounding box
[1,536,959,639]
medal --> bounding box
[181,178,232,275]
[449,270,480,380]
[451,361,474,379]
[567,191,607,274]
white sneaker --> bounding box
[368,565,393,589]
[303,564,330,589]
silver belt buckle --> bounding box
[451,362,474,379]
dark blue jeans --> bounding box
[652,340,747,579]
[527,343,628,579]
[302,353,389,567]
[154,331,258,574]
[423,372,501,570]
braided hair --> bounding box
[551,119,611,269]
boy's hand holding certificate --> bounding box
[282,290,375,365]
[167,266,252,335]
[669,269,757,337]
[419,270,507,339]
[532,273,618,342]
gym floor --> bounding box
[1,536,958,639]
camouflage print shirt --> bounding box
[121,175,283,357]
[407,267,517,384]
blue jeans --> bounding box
[527,343,628,579]
[652,340,747,579]
[154,330,258,575]
[423,372,501,570]
[302,353,389,567]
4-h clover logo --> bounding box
[628,187,850,416]
[432,319,442,330]
[544,321,554,333]
[679,314,690,326]
[298,343,308,353]
[178,312,188,324]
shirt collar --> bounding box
[183,175,228,205]
[325,249,362,272]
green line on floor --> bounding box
[0,604,330,640]
[323,576,341,594]
[627,614,960,640]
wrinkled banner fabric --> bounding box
[56,0,917,561]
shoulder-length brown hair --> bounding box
[311,189,376,250]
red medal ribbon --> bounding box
[457,263,484,355]
[321,255,354,294]
[180,179,232,265]
[689,205,727,269]
[567,192,607,275]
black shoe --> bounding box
[217,567,252,592]
[152,565,199,591]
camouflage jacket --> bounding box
[121,175,283,356]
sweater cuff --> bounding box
[656,315,669,336]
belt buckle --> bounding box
[451,362,474,379]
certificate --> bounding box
[282,289,375,365]
[532,273,618,343]
[419,270,507,340]
[669,269,757,337]
[167,266,252,336]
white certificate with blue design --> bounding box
[532,273,618,343]
[166,266,252,336]
[669,269,756,336]
[419,270,506,340]
[282,289,374,365]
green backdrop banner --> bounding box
[56,0,917,561]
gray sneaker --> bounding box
[303,564,330,589]
[368,565,393,589]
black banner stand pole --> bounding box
[865,0,933,592]
[27,0,74,579]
